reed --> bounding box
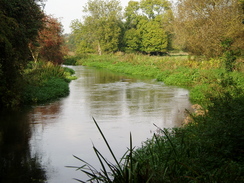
[67,117,153,183]
[69,75,244,182]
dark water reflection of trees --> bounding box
[0,108,46,183]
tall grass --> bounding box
[67,118,149,183]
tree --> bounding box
[174,0,244,58]
[37,15,66,64]
[0,0,44,108]
[124,0,172,53]
[70,19,95,54]
[140,0,171,19]
[124,0,141,28]
[71,0,123,55]
[140,18,168,53]
[124,28,141,51]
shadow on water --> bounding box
[0,108,47,183]
[0,66,192,183]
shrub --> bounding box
[23,77,69,104]
[63,56,78,65]
[22,62,76,104]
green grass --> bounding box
[23,77,70,104]
[22,61,76,104]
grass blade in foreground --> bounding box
[67,118,139,182]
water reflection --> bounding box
[80,67,189,128]
[0,66,191,183]
[0,109,46,183]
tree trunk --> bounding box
[97,41,102,55]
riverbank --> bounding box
[65,54,244,182]
[22,61,76,104]
[65,54,244,106]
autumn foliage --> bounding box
[30,15,67,64]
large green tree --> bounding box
[140,18,169,53]
[0,0,44,108]
[71,0,123,55]
[124,0,172,54]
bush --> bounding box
[23,77,69,104]
[63,56,78,65]
[22,62,76,104]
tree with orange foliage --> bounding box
[30,15,67,64]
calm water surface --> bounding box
[0,66,191,183]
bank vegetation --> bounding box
[65,0,244,182]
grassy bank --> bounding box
[22,61,76,104]
[66,54,244,182]
[65,54,244,106]
[129,87,244,182]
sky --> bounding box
[44,0,132,34]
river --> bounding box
[0,66,191,183]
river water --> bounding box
[0,66,191,183]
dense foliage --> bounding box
[22,62,75,104]
[69,0,243,58]
[70,0,173,55]
[0,0,44,108]
[124,0,172,53]
[71,0,123,55]
[29,15,67,64]
[174,0,244,58]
